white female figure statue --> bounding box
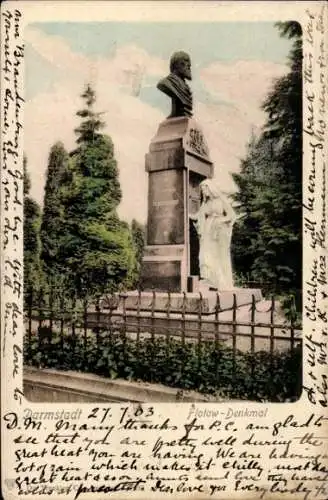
[192,179,237,290]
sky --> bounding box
[24,21,292,223]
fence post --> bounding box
[59,292,65,364]
[197,292,203,377]
[49,285,54,336]
[94,296,101,348]
[214,292,221,386]
[83,296,88,365]
[120,291,128,339]
[37,288,45,356]
[119,292,128,374]
[27,286,33,361]
[214,292,221,349]
[250,294,256,398]
[106,293,116,357]
[270,295,275,357]
[136,289,141,351]
[181,291,186,346]
[232,293,237,382]
[150,289,156,343]
[289,295,296,352]
[166,290,171,345]
[71,291,77,355]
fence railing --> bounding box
[24,288,302,401]
[237,277,302,299]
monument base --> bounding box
[140,245,186,292]
[142,116,214,293]
[120,289,262,314]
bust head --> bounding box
[157,51,193,117]
[169,51,192,81]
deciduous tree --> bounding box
[231,22,302,300]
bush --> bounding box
[24,329,302,402]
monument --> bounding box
[124,51,262,313]
[140,51,214,293]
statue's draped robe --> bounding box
[157,73,193,117]
[194,196,235,290]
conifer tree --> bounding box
[60,84,136,296]
[23,156,42,293]
[130,219,145,288]
[40,141,70,283]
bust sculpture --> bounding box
[157,51,193,118]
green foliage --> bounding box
[55,84,136,296]
[23,156,42,292]
[25,330,302,402]
[231,22,302,301]
[129,219,145,288]
[74,84,105,145]
[40,142,70,282]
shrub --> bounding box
[24,329,302,402]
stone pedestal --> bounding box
[140,116,213,292]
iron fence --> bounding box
[24,288,302,401]
[236,278,302,309]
